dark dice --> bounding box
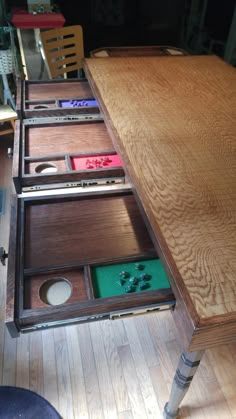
[119,271,130,279]
[135,263,145,270]
[129,276,138,285]
[139,281,150,290]
[125,284,135,293]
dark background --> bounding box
[6,0,236,56]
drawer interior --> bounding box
[15,120,125,192]
[25,122,113,157]
[24,193,154,270]
[26,81,93,101]
[21,80,99,118]
[24,268,89,309]
[10,191,175,333]
[91,258,169,298]
[23,258,171,310]
[27,101,57,110]
[25,158,67,174]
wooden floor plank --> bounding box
[111,319,129,347]
[134,315,159,368]
[207,345,236,416]
[118,411,134,419]
[78,323,104,419]
[2,326,17,386]
[66,325,89,419]
[149,365,170,414]
[16,333,30,389]
[118,344,147,419]
[90,322,118,419]
[29,332,44,395]
[0,321,5,384]
[100,320,130,413]
[54,326,74,419]
[123,317,161,418]
[42,328,59,412]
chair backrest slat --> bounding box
[41,25,84,79]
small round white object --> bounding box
[35,162,58,174]
[40,278,72,306]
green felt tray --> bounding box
[91,258,170,299]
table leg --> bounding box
[163,350,205,419]
[16,28,29,80]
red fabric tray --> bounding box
[71,154,123,171]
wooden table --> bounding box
[84,55,236,418]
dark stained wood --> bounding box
[7,190,176,334]
[14,119,125,192]
[25,122,113,157]
[84,55,236,350]
[23,105,99,119]
[16,78,22,118]
[84,265,95,300]
[20,79,99,118]
[27,100,56,109]
[24,269,89,309]
[26,79,92,101]
[6,196,20,336]
[22,167,124,188]
[12,121,22,194]
[26,158,67,174]
[20,287,175,330]
[24,193,154,270]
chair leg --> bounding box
[2,74,16,110]
[10,118,16,130]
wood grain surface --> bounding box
[25,122,113,157]
[24,194,154,269]
[84,56,236,349]
[26,80,93,101]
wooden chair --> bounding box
[0,105,18,136]
[40,25,84,79]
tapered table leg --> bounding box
[163,350,205,419]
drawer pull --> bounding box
[0,247,8,266]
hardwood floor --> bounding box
[0,139,236,418]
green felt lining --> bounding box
[91,258,170,299]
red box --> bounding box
[11,8,65,29]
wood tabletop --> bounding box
[84,56,236,350]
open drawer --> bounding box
[13,117,125,193]
[17,78,99,119]
[6,189,175,336]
